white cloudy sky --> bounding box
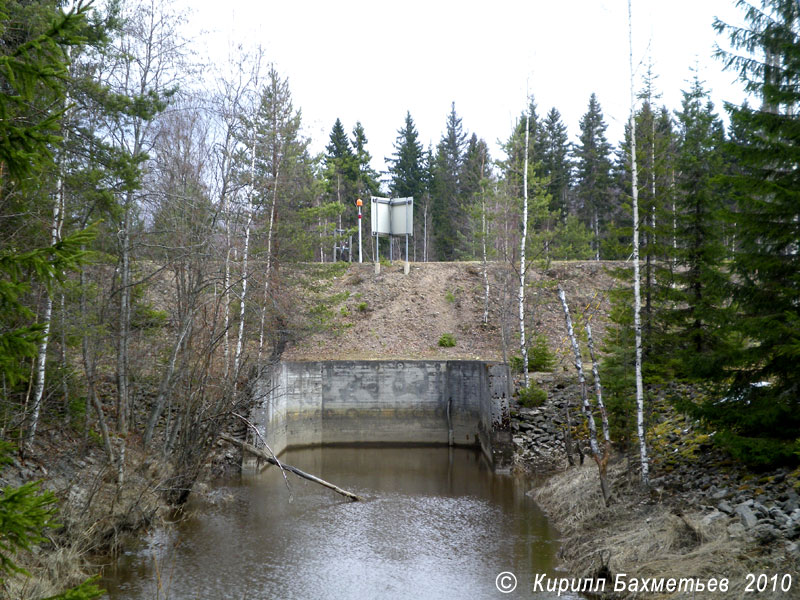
[183,0,750,183]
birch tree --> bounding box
[100,0,187,436]
[26,138,66,448]
[519,109,531,388]
[628,0,649,485]
[559,287,611,505]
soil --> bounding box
[283,259,623,363]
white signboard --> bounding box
[391,197,413,236]
[371,197,392,235]
[370,196,413,236]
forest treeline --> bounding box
[0,0,799,595]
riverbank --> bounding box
[514,379,800,599]
[0,437,167,598]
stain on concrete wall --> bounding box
[247,360,512,471]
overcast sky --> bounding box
[184,0,749,185]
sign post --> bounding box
[370,196,414,275]
[356,198,363,263]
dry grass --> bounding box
[531,461,794,599]
[2,445,167,600]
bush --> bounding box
[517,385,547,408]
[438,333,456,347]
[357,301,368,312]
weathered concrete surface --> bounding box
[247,360,511,471]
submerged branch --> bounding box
[219,433,363,502]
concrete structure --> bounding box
[247,360,512,472]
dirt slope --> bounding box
[283,260,624,363]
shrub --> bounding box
[444,290,455,303]
[517,385,547,408]
[357,301,368,312]
[438,333,456,347]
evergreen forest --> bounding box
[1,0,799,596]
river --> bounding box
[102,446,581,599]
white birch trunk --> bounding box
[117,201,131,435]
[59,292,68,426]
[223,229,231,377]
[482,193,489,325]
[27,270,53,447]
[629,0,649,485]
[26,159,66,447]
[558,287,600,458]
[651,116,657,247]
[423,205,428,262]
[143,313,193,446]
[258,161,279,366]
[234,209,252,382]
[234,137,257,383]
[585,322,611,445]
[671,169,678,277]
[559,287,611,504]
[519,112,530,388]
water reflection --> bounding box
[103,446,580,599]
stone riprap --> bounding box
[246,360,512,472]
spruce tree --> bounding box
[573,94,614,259]
[351,121,380,200]
[459,134,491,259]
[324,117,358,204]
[323,118,357,258]
[540,107,571,223]
[388,111,426,200]
[431,102,467,260]
[697,0,800,465]
[658,75,729,378]
[0,2,102,596]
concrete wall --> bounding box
[247,360,512,471]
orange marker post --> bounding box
[356,198,363,263]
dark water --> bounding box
[102,446,580,599]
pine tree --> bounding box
[573,94,614,260]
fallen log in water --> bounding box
[219,433,362,502]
